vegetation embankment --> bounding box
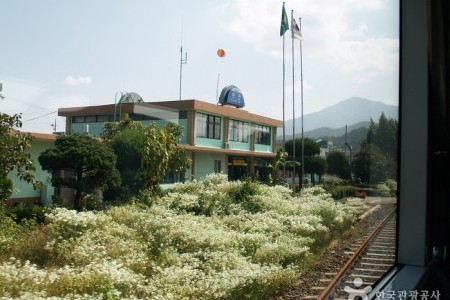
[0,174,365,299]
[323,178,398,200]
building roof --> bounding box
[28,132,58,141]
[9,131,57,141]
[58,99,282,127]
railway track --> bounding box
[302,206,397,300]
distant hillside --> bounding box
[318,126,369,152]
[279,122,369,152]
[282,97,398,136]
[303,121,370,139]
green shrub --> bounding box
[325,185,359,200]
[377,182,391,196]
[130,189,156,207]
[82,194,102,211]
[0,210,22,254]
[228,178,262,213]
[0,174,12,203]
[7,204,47,224]
[385,179,398,196]
[51,194,64,206]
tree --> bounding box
[306,156,327,185]
[141,122,191,192]
[354,113,398,184]
[285,138,321,186]
[0,85,42,204]
[106,128,147,200]
[367,113,398,159]
[101,115,146,200]
[285,137,320,158]
[39,133,121,211]
[102,116,191,196]
[353,143,396,184]
[326,151,350,179]
[101,114,144,141]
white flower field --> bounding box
[0,174,366,299]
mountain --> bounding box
[303,121,370,139]
[278,122,369,151]
[281,97,398,136]
[315,125,369,152]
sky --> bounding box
[0,0,399,134]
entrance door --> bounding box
[228,157,248,181]
[229,165,247,181]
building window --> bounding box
[161,171,185,184]
[229,120,249,143]
[96,115,111,122]
[256,125,271,145]
[196,113,221,139]
[72,116,85,123]
[72,115,113,123]
[214,160,222,173]
[85,116,96,123]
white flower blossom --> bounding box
[0,176,365,299]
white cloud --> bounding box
[64,75,92,86]
[302,80,313,91]
[220,0,398,80]
[333,38,399,81]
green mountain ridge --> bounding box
[280,122,369,152]
[281,97,398,136]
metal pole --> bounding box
[300,18,305,188]
[114,91,123,122]
[345,125,348,155]
[291,10,296,189]
[179,46,183,100]
[179,17,187,101]
[345,142,353,182]
[216,73,221,102]
[282,14,286,179]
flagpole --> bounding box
[291,10,296,189]
[282,3,286,179]
[300,17,305,188]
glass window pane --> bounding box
[85,116,96,123]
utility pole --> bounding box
[50,119,57,133]
[179,17,187,101]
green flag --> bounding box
[280,3,289,36]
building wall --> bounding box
[70,118,188,144]
[194,111,274,153]
[228,140,251,151]
[193,152,226,179]
[71,122,103,136]
[7,138,55,205]
[59,101,280,184]
[254,143,272,153]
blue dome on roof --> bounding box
[218,85,245,108]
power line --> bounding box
[23,111,57,122]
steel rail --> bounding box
[317,207,397,300]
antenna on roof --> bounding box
[179,16,187,101]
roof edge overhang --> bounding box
[181,144,276,158]
[58,99,282,127]
[9,131,57,141]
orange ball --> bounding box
[217,48,226,57]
